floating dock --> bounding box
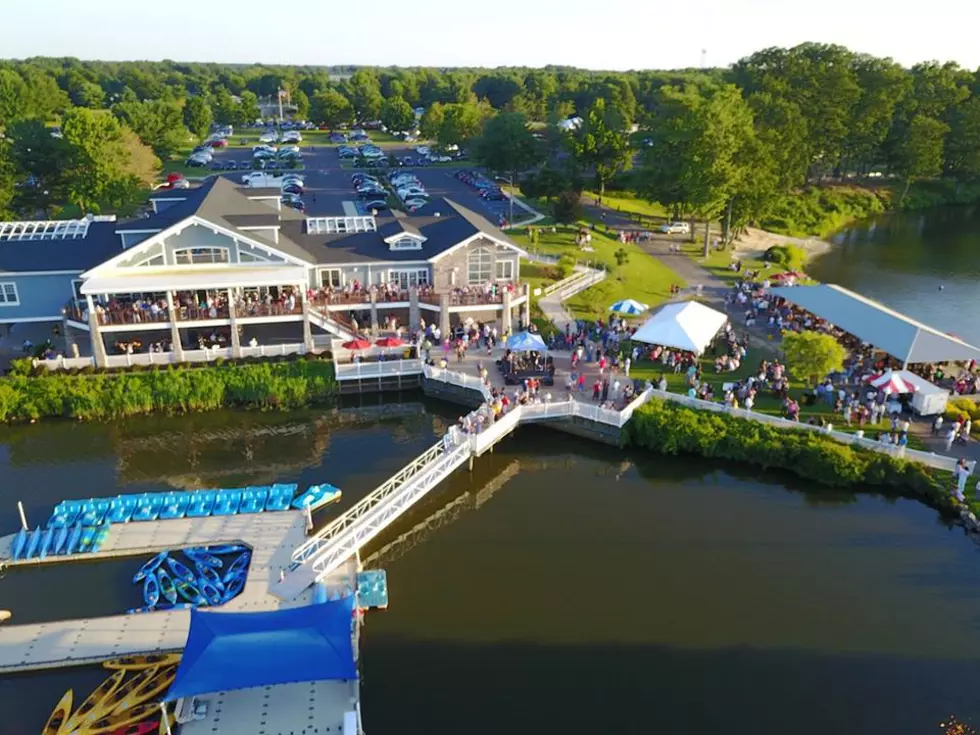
[0,512,310,672]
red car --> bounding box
[208,139,228,148]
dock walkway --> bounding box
[0,512,309,672]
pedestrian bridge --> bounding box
[272,365,652,600]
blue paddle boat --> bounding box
[223,552,251,584]
[158,492,190,521]
[184,547,222,568]
[166,556,196,585]
[24,526,42,559]
[79,499,110,526]
[38,528,54,559]
[292,484,342,511]
[185,490,216,518]
[196,563,224,592]
[238,488,267,514]
[206,544,247,555]
[222,571,246,602]
[143,574,160,608]
[212,489,242,517]
[131,493,163,522]
[52,524,70,555]
[133,551,168,583]
[157,568,177,605]
[265,484,297,511]
[106,496,137,524]
[10,528,28,560]
[176,580,206,606]
[47,500,82,529]
[65,522,84,555]
[199,580,223,606]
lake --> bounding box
[1,400,979,734]
[808,204,980,344]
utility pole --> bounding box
[277,88,284,125]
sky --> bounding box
[3,0,979,71]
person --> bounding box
[932,414,944,435]
[954,458,971,502]
[945,427,957,452]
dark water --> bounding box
[809,205,980,344]
[2,400,980,734]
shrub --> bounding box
[556,254,577,280]
[553,190,583,224]
[763,244,808,272]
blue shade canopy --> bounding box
[609,299,649,315]
[506,331,547,351]
[166,598,357,700]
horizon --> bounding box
[4,0,980,71]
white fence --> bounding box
[32,343,308,371]
[422,363,493,401]
[542,267,606,299]
[334,359,423,381]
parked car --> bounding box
[259,131,279,144]
[660,221,691,235]
[208,139,228,148]
[282,131,302,143]
[403,197,428,210]
[282,184,304,196]
[225,161,238,170]
[328,132,347,143]
[210,161,225,170]
[362,199,388,211]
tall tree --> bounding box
[569,98,633,203]
[946,97,980,180]
[239,91,261,123]
[472,112,543,189]
[891,114,949,203]
[5,118,72,216]
[293,88,310,120]
[183,96,213,139]
[782,331,846,385]
[419,103,445,140]
[309,88,353,129]
[344,70,383,122]
[60,108,142,214]
[0,135,15,218]
[436,101,490,149]
[379,96,415,133]
[113,99,189,159]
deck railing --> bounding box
[334,359,422,380]
[32,343,308,371]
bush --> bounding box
[763,244,808,272]
[552,190,583,224]
[625,399,949,499]
[556,254,577,280]
[760,185,887,238]
[0,360,338,424]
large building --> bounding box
[0,177,528,365]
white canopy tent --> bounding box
[631,301,729,355]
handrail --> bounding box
[334,359,422,380]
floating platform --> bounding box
[0,512,311,672]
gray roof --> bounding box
[225,214,281,228]
[0,221,122,273]
[378,218,422,239]
[770,283,980,364]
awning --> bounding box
[631,301,728,355]
[81,265,309,295]
[769,284,980,364]
[165,598,358,701]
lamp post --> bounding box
[497,173,515,230]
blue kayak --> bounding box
[157,568,177,604]
[176,579,206,606]
[167,557,196,585]
[47,500,82,529]
[223,552,251,584]
[206,544,248,556]
[52,524,70,555]
[184,548,222,568]
[38,528,54,559]
[143,573,160,608]
[196,563,225,592]
[133,551,168,583]
[199,579,223,606]
[11,528,27,560]
[185,490,216,519]
[292,484,342,511]
[106,496,136,524]
[65,522,84,555]
[78,526,98,552]
[24,526,42,559]
[212,489,242,517]
[158,492,190,521]
[222,571,246,602]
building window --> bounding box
[136,254,165,267]
[389,237,422,251]
[389,269,429,289]
[495,259,514,281]
[321,269,343,288]
[467,247,493,284]
[174,247,229,264]
[0,282,19,306]
[239,250,270,263]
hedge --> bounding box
[0,356,337,423]
[624,399,951,502]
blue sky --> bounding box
[5,0,979,70]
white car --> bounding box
[415,145,430,156]
[390,174,420,185]
[429,155,452,163]
[398,187,428,200]
[259,131,279,144]
[403,197,428,210]
[253,144,278,153]
[281,131,302,143]
[278,145,301,155]
[281,174,305,185]
[660,221,691,235]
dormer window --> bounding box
[389,236,423,251]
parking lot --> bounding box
[208,142,525,222]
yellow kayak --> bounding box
[61,669,127,732]
[95,666,158,718]
[106,664,177,718]
[41,689,72,735]
[102,653,181,671]
[79,702,160,735]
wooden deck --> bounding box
[0,512,311,672]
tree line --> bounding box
[1,45,979,231]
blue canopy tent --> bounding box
[506,331,547,352]
[165,598,357,700]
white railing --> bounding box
[306,216,377,234]
[422,363,493,401]
[542,267,606,298]
[32,343,308,371]
[469,404,523,455]
[334,358,422,380]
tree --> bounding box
[521,166,575,202]
[552,190,583,223]
[211,87,240,125]
[568,98,632,203]
[60,108,142,214]
[420,102,445,140]
[781,331,846,386]
[0,69,30,125]
[436,101,490,149]
[310,88,354,129]
[113,99,189,159]
[5,118,72,216]
[293,88,310,120]
[70,79,105,109]
[472,112,542,190]
[945,97,980,181]
[891,114,949,203]
[183,96,213,139]
[0,136,14,218]
[118,127,161,188]
[239,91,261,124]
[344,69,383,122]
[380,96,415,133]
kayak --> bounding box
[38,528,54,559]
[206,543,247,556]
[79,526,98,552]
[106,664,177,718]
[196,562,224,591]
[10,527,27,560]
[184,547,222,568]
[291,483,342,511]
[176,579,206,606]
[90,525,111,553]
[53,524,70,555]
[133,552,168,584]
[222,552,251,584]
[25,525,42,559]
[166,557,195,585]
[40,689,72,735]
[143,574,160,608]
[157,568,177,605]
[125,606,155,615]
[199,579,223,606]
[61,669,126,732]
[86,701,161,735]
[106,496,137,524]
[104,722,159,735]
[222,571,246,602]
[65,522,84,555]
[98,666,157,714]
[103,653,181,671]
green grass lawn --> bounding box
[511,224,686,322]
[583,191,670,220]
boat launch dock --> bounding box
[0,512,310,672]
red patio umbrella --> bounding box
[343,338,371,350]
[376,336,404,348]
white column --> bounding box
[166,291,184,361]
[228,287,241,358]
[85,294,108,368]
[300,283,313,351]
